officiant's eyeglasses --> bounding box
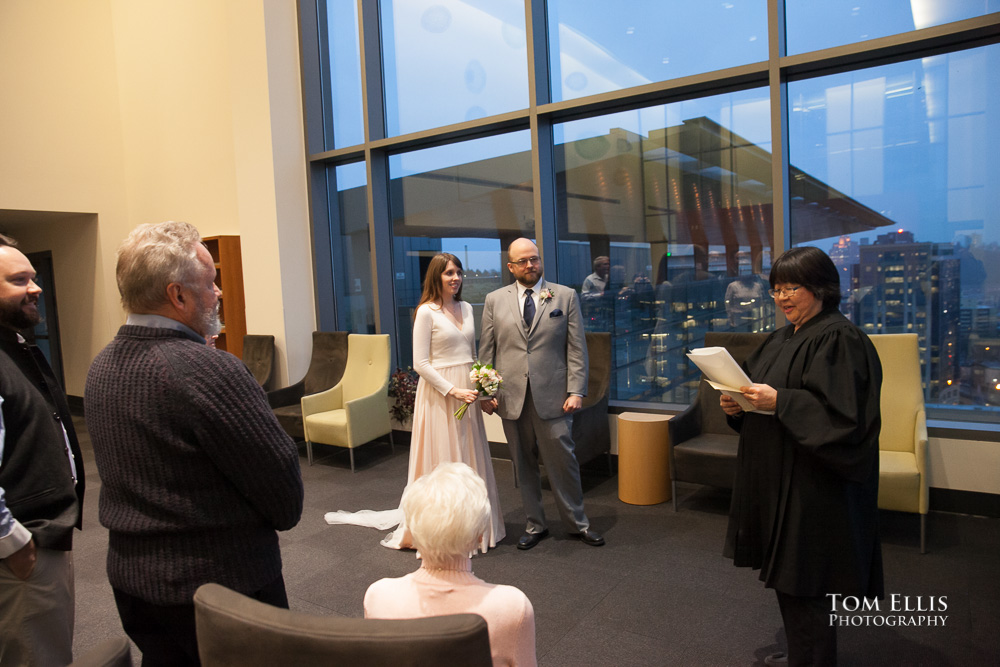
[510,256,541,267]
[768,286,804,298]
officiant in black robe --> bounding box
[720,246,883,667]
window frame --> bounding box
[297,0,1000,426]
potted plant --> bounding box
[388,367,419,429]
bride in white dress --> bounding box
[326,253,505,553]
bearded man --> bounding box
[85,221,303,666]
[0,233,84,666]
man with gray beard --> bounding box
[85,221,302,666]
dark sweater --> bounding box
[85,325,303,605]
[0,330,84,550]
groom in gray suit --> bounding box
[480,238,604,549]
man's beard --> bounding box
[0,297,41,331]
[199,302,223,339]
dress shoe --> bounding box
[764,652,788,665]
[517,529,549,550]
[570,528,605,546]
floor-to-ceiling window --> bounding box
[388,132,534,366]
[327,162,374,333]
[788,42,1000,419]
[300,1,1000,421]
[547,0,768,102]
[553,88,776,404]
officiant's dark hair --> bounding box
[770,246,842,309]
[416,253,464,316]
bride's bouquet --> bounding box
[454,361,503,420]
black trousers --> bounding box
[775,591,837,667]
[113,575,288,667]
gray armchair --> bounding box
[668,331,768,510]
[573,332,612,468]
[267,331,348,439]
[194,583,493,667]
[241,334,275,390]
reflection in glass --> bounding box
[554,89,779,404]
[329,162,375,332]
[789,43,1000,419]
[786,0,1000,56]
[547,0,767,103]
[380,0,528,137]
[389,131,534,366]
[321,0,364,149]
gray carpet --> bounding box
[70,417,999,666]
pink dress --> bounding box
[326,302,505,554]
[365,558,536,667]
[383,302,505,552]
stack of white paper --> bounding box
[686,347,774,415]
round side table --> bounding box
[617,412,672,505]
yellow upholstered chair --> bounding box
[870,333,929,553]
[301,334,393,471]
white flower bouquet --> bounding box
[454,361,503,420]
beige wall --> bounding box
[0,0,314,396]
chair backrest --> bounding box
[194,583,493,667]
[869,333,924,453]
[698,331,770,434]
[303,331,350,395]
[581,332,611,409]
[69,637,132,667]
[241,334,275,388]
[342,334,391,402]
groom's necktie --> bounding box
[523,288,535,328]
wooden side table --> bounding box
[617,412,672,505]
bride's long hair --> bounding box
[416,253,464,317]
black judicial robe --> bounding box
[724,309,884,599]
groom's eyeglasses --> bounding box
[511,256,541,267]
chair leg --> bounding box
[306,440,313,467]
[389,430,395,455]
[920,513,927,554]
[349,448,355,473]
[672,480,678,512]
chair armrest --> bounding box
[668,400,702,446]
[344,384,391,446]
[914,407,929,514]
[301,383,344,417]
[267,381,304,409]
[345,389,387,416]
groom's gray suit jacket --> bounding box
[479,281,588,420]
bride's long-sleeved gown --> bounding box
[325,301,505,553]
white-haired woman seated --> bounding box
[364,462,536,667]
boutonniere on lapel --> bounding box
[538,288,555,302]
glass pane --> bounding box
[389,131,534,366]
[321,0,364,149]
[786,0,1000,56]
[554,88,776,404]
[548,0,768,103]
[329,162,375,333]
[788,43,1000,421]
[380,0,529,137]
